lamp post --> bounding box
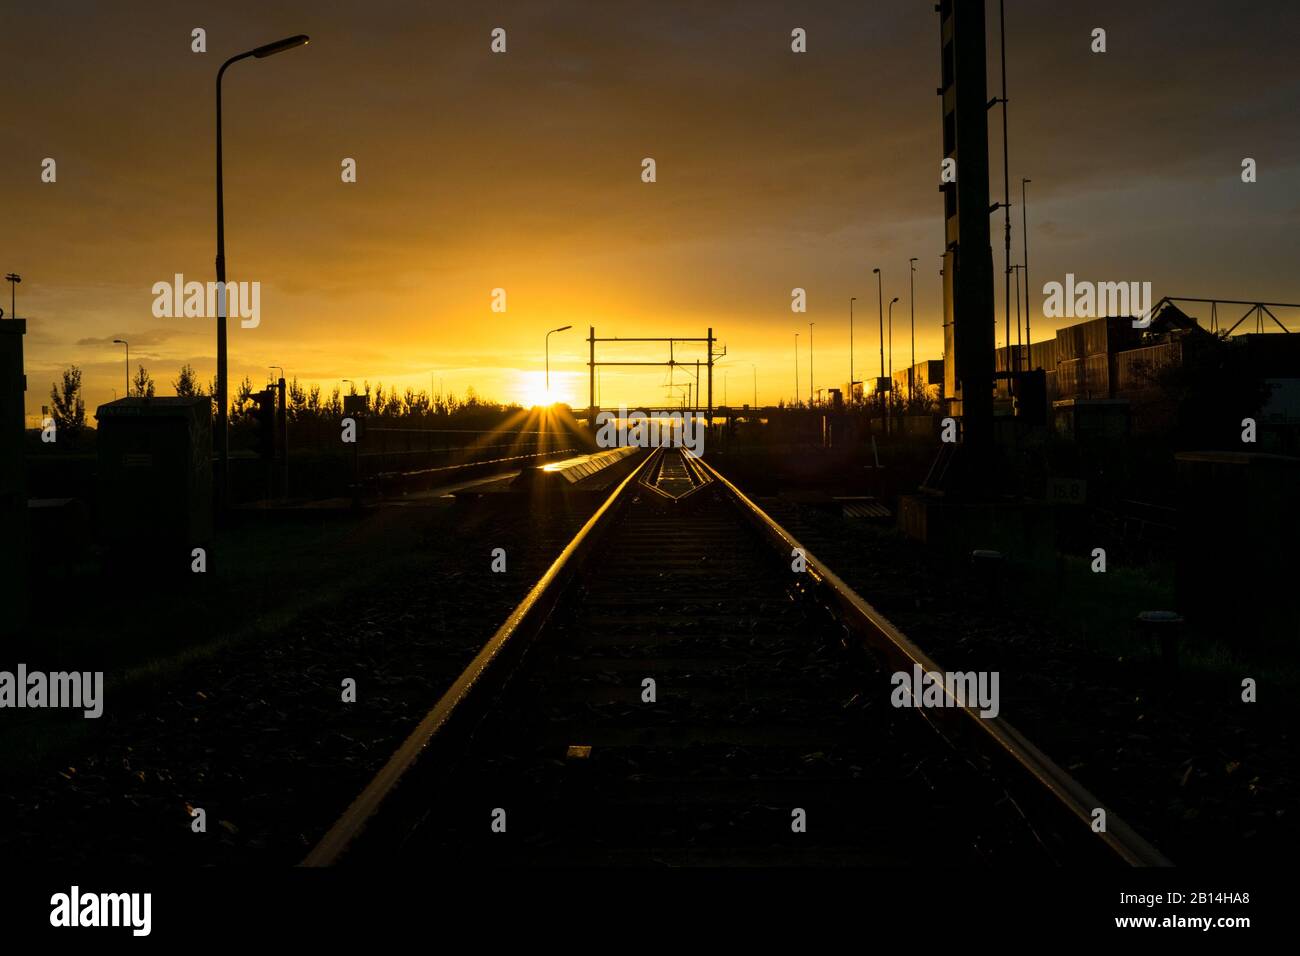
[872,268,884,383]
[1022,177,1032,364]
[112,339,129,398]
[545,325,572,397]
[794,332,799,406]
[751,363,757,408]
[215,33,310,516]
[872,268,885,431]
[808,322,814,407]
[4,273,19,321]
[1011,264,1023,367]
[849,296,856,404]
[909,257,918,403]
[888,297,899,387]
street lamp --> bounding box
[794,332,799,406]
[909,257,918,402]
[1022,177,1032,364]
[872,268,884,382]
[751,363,757,408]
[545,325,572,397]
[215,33,310,515]
[888,298,899,401]
[849,296,857,404]
[808,322,814,407]
[5,273,20,321]
[872,268,885,429]
[112,339,129,398]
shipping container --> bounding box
[1055,324,1086,360]
[1081,316,1137,356]
[1084,353,1111,398]
[1029,338,1057,371]
[1115,341,1182,391]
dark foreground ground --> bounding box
[0,490,598,865]
[2,450,1294,866]
[750,496,1298,867]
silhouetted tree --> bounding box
[174,363,202,397]
[230,375,254,421]
[49,366,86,437]
[131,364,156,398]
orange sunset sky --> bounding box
[3,0,1299,422]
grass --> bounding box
[1,502,447,776]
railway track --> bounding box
[306,447,1168,867]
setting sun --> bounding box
[517,370,558,408]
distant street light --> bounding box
[1022,177,1033,364]
[5,273,20,321]
[849,296,857,404]
[112,339,129,398]
[215,33,310,515]
[545,325,572,396]
[808,321,814,407]
[888,297,899,385]
[794,332,799,406]
[751,363,757,408]
[873,268,885,430]
[872,268,884,383]
[909,257,918,402]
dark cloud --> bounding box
[3,0,1298,413]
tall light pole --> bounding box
[872,267,884,383]
[1022,177,1032,365]
[794,332,799,406]
[215,33,310,515]
[873,268,885,430]
[888,297,899,387]
[751,363,757,408]
[1011,264,1023,366]
[112,339,129,398]
[808,322,814,407]
[849,296,856,404]
[4,274,19,321]
[545,324,572,397]
[908,257,918,403]
[997,0,1012,374]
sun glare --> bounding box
[517,370,555,408]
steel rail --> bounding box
[302,448,657,866]
[697,456,1171,867]
[307,446,1167,867]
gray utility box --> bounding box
[96,397,212,559]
